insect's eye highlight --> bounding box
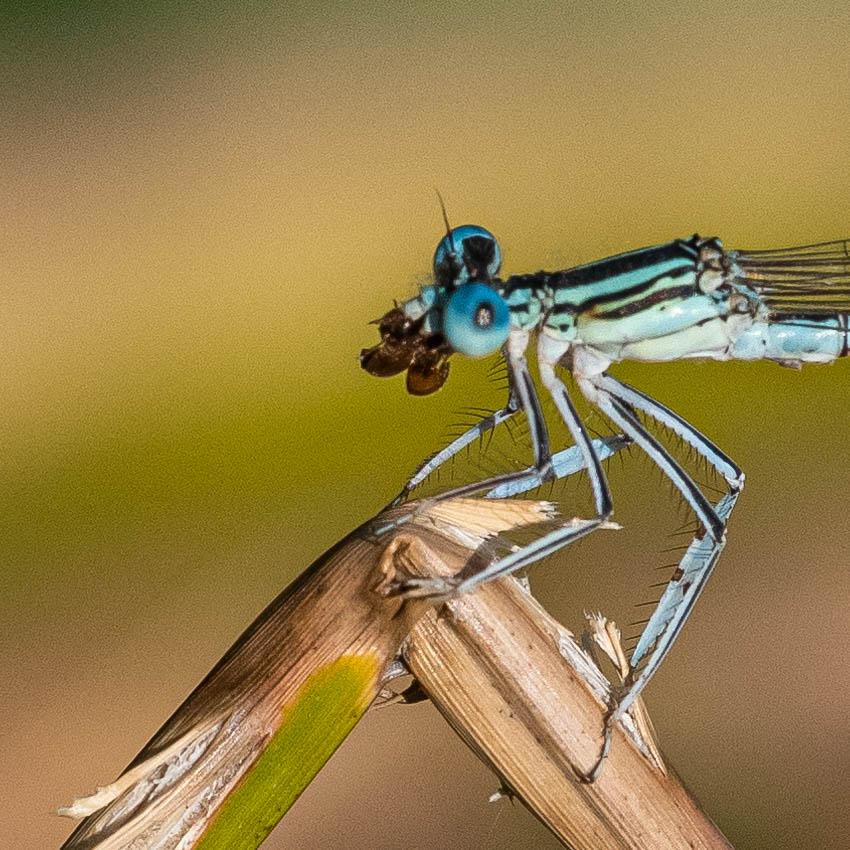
[433,224,502,287]
[443,283,510,357]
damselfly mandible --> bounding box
[360,222,848,777]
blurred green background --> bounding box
[3,2,849,848]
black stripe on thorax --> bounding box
[552,263,693,315]
[556,236,700,288]
[594,283,699,320]
[501,235,700,299]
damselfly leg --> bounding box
[581,489,740,781]
[594,374,744,491]
[576,377,724,540]
[394,393,521,503]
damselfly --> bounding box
[361,220,849,777]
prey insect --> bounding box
[361,218,849,778]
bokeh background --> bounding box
[3,2,849,848]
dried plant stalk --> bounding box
[58,495,731,850]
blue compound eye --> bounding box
[433,225,502,288]
[443,283,510,357]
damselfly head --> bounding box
[360,224,508,395]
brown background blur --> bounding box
[3,2,849,848]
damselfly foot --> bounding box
[580,707,618,784]
[382,573,461,602]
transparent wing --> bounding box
[732,238,850,313]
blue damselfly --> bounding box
[360,222,848,777]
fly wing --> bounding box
[731,238,850,314]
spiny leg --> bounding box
[577,374,739,780]
[527,356,734,778]
[459,434,632,588]
[391,335,546,507]
[391,393,521,505]
[375,335,555,534]
[594,374,744,491]
[579,376,725,541]
[625,489,740,710]
[537,360,613,520]
[392,516,605,599]
[596,375,744,706]
[485,435,630,500]
[581,488,739,781]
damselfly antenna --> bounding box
[435,188,452,238]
